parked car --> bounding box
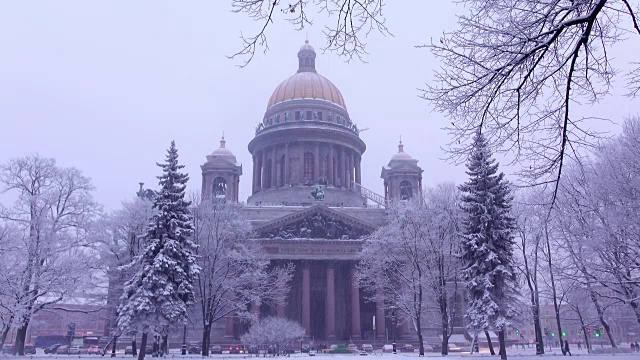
[210,344,222,354]
[399,344,414,353]
[448,343,462,352]
[24,344,36,355]
[45,344,63,354]
[69,345,88,355]
[87,345,101,355]
[301,344,311,353]
[125,346,134,355]
[329,344,339,350]
[188,343,202,354]
[381,344,394,353]
[56,345,71,354]
[1,344,14,354]
[228,345,242,354]
[423,344,434,352]
[346,344,358,353]
[361,344,373,353]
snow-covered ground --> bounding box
[3,347,640,360]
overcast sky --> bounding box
[0,1,635,210]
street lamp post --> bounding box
[182,325,187,355]
[391,306,397,354]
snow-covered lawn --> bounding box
[5,348,640,360]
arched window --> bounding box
[213,177,227,201]
[399,180,413,200]
[303,152,314,183]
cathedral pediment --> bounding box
[254,205,377,240]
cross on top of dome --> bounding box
[298,40,317,73]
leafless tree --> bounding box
[229,0,391,66]
[358,183,462,356]
[513,191,546,354]
[191,197,293,356]
[553,170,619,348]
[94,196,154,354]
[550,118,640,326]
[0,155,100,355]
[424,0,640,202]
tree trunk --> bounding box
[0,318,13,351]
[415,281,425,356]
[13,323,28,356]
[132,338,137,357]
[138,332,148,360]
[485,330,495,355]
[576,308,591,353]
[202,324,212,356]
[532,304,544,355]
[544,223,565,356]
[440,289,449,356]
[153,336,159,357]
[161,334,168,356]
[498,329,507,360]
[587,288,616,348]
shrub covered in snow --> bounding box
[240,317,305,356]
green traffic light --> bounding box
[595,332,601,337]
[551,332,555,337]
[562,332,567,337]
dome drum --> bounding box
[257,99,358,136]
[249,123,366,154]
[249,140,363,196]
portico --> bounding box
[224,259,397,341]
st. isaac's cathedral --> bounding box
[200,41,459,344]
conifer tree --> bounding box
[459,130,517,360]
[117,141,199,360]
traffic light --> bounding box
[586,328,591,334]
[595,331,601,338]
[551,332,556,337]
[515,329,520,336]
[562,331,567,337]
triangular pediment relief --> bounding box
[254,205,377,240]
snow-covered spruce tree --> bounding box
[117,141,199,360]
[459,130,518,360]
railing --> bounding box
[351,181,386,207]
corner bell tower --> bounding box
[381,140,423,201]
[201,136,242,203]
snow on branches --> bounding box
[240,317,304,356]
[117,141,199,340]
[425,0,640,193]
[358,182,462,356]
[459,130,518,359]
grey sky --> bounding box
[0,1,635,209]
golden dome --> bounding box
[267,72,346,110]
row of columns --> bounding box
[224,261,410,340]
[252,142,362,193]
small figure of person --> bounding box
[635,341,639,352]
[564,340,572,357]
[577,341,582,350]
[631,342,635,352]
